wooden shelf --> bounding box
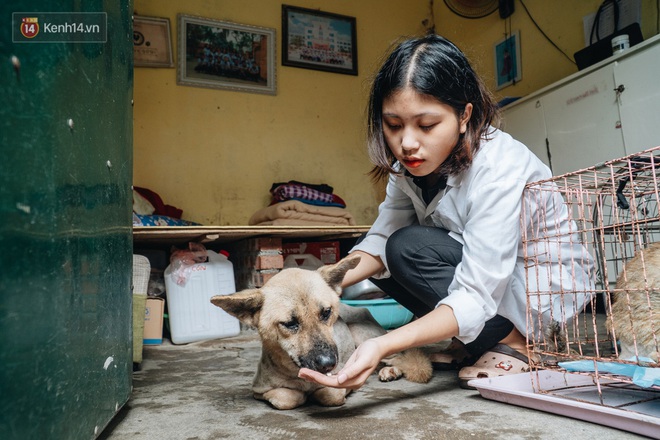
[133,225,371,247]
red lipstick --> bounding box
[404,159,424,168]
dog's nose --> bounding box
[300,343,338,374]
[314,353,337,374]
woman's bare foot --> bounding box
[497,328,528,357]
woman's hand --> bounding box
[340,251,384,289]
[298,338,384,390]
[299,305,460,389]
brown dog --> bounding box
[609,243,660,363]
[210,254,432,410]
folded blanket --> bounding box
[249,200,356,226]
[133,213,200,227]
[252,218,350,226]
[270,180,333,194]
[270,182,346,207]
[272,183,334,204]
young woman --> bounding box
[299,34,594,390]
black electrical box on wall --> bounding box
[499,0,514,18]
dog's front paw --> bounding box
[260,388,307,410]
[312,386,348,406]
[378,366,403,382]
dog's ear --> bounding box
[318,253,361,294]
[211,289,264,327]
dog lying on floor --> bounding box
[210,254,432,410]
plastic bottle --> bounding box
[164,249,239,344]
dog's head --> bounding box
[211,254,361,374]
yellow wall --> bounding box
[133,0,428,225]
[133,0,658,226]
[435,0,658,100]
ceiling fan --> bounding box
[443,0,499,19]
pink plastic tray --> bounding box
[469,370,659,438]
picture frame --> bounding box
[494,30,521,90]
[177,14,276,95]
[282,5,358,76]
[133,16,173,67]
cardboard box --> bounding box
[132,293,147,363]
[143,297,165,345]
[283,241,340,264]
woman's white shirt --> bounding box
[351,128,594,342]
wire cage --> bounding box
[520,146,660,435]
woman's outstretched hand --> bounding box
[298,338,384,390]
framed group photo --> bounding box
[177,14,276,95]
[494,30,521,90]
[133,16,173,67]
[282,5,358,76]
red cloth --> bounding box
[134,186,183,219]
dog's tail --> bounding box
[383,348,433,383]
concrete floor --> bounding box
[100,331,646,440]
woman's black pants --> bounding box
[364,225,514,357]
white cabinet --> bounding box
[614,44,660,154]
[502,34,660,175]
[540,64,625,175]
[501,98,550,168]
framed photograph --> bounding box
[177,14,276,95]
[282,5,357,76]
[133,16,173,67]
[494,30,521,90]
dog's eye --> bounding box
[281,318,299,332]
[320,307,332,322]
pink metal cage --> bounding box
[518,146,660,431]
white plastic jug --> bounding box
[165,250,240,344]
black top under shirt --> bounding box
[408,171,448,205]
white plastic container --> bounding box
[165,250,240,344]
[611,34,630,54]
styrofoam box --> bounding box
[165,250,240,344]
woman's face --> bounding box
[382,88,472,177]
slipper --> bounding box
[457,344,530,389]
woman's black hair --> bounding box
[367,34,500,181]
